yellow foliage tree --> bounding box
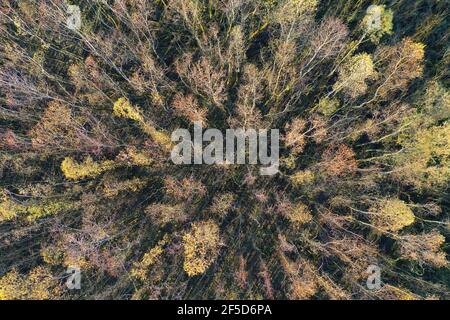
[0,191,20,222]
[273,0,318,26]
[285,202,313,227]
[113,97,144,122]
[0,267,61,300]
[183,220,220,277]
[371,199,415,232]
[26,201,75,221]
[131,236,168,281]
[0,190,75,222]
[117,147,153,166]
[113,97,172,151]
[314,97,340,117]
[395,123,450,190]
[333,53,376,98]
[290,170,315,187]
[61,156,116,180]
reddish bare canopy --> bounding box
[321,144,358,176]
[310,17,349,60]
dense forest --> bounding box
[0,0,448,300]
